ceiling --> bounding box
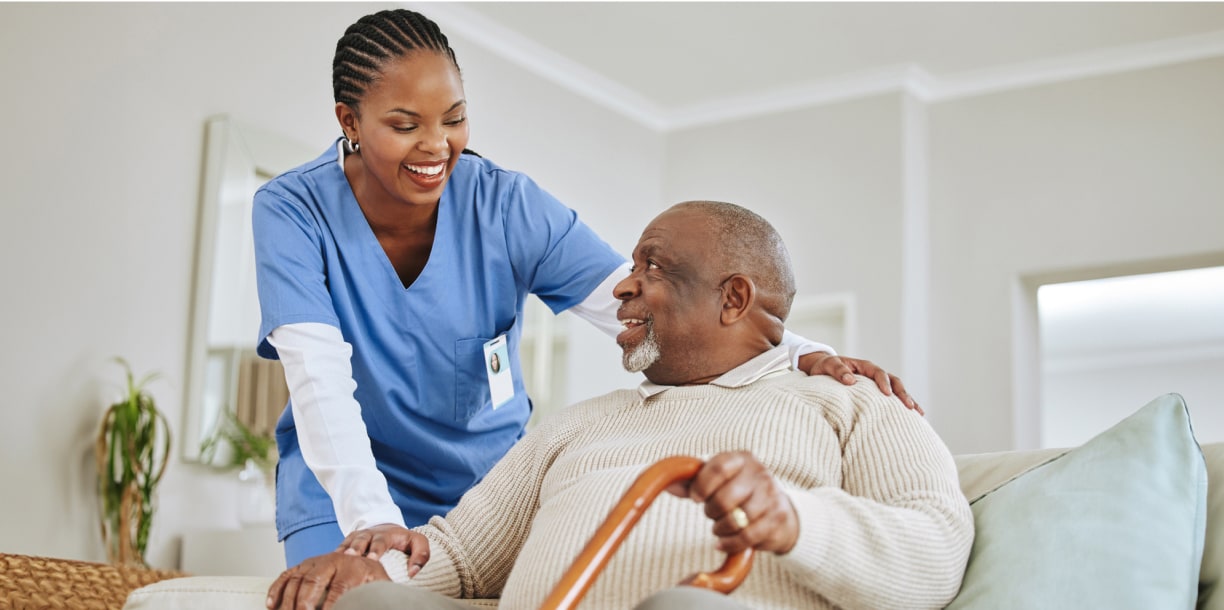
[419,2,1224,130]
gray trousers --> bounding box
[333,581,753,610]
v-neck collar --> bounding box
[331,141,450,296]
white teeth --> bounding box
[621,318,644,328]
[407,164,444,176]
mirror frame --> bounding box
[182,115,315,462]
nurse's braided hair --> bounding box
[332,9,480,157]
[333,9,459,109]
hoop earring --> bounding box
[343,136,360,154]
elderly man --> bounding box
[268,201,973,610]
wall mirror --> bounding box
[182,116,314,463]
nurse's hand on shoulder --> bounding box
[796,352,923,415]
[266,552,388,610]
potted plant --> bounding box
[199,408,277,475]
[200,407,278,525]
[95,357,171,566]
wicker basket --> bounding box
[0,553,185,610]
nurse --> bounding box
[254,8,919,569]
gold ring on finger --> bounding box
[729,507,749,531]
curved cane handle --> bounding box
[537,455,755,610]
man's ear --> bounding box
[719,274,756,325]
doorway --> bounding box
[1037,265,1224,448]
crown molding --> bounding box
[414,2,670,131]
[411,3,1224,132]
[663,64,923,131]
[926,29,1224,103]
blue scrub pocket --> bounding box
[454,337,494,422]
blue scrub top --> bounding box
[252,142,624,539]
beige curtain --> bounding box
[234,352,289,439]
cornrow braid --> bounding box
[332,9,459,108]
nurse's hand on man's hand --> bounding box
[337,524,430,576]
[797,352,923,415]
[265,527,431,610]
[337,523,409,557]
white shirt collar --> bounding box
[637,345,793,399]
[335,138,347,167]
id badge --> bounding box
[483,335,515,409]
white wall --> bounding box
[1044,358,1224,448]
[0,3,660,567]
[664,95,906,371]
[0,1,358,567]
[927,58,1224,453]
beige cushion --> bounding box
[954,447,1069,501]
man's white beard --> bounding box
[622,321,661,373]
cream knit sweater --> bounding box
[383,367,973,609]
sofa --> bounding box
[2,395,1216,609]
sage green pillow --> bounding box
[946,394,1208,609]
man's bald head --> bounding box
[670,201,796,322]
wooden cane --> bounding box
[537,455,755,610]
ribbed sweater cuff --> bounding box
[377,538,465,597]
[379,549,413,584]
[778,487,835,572]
